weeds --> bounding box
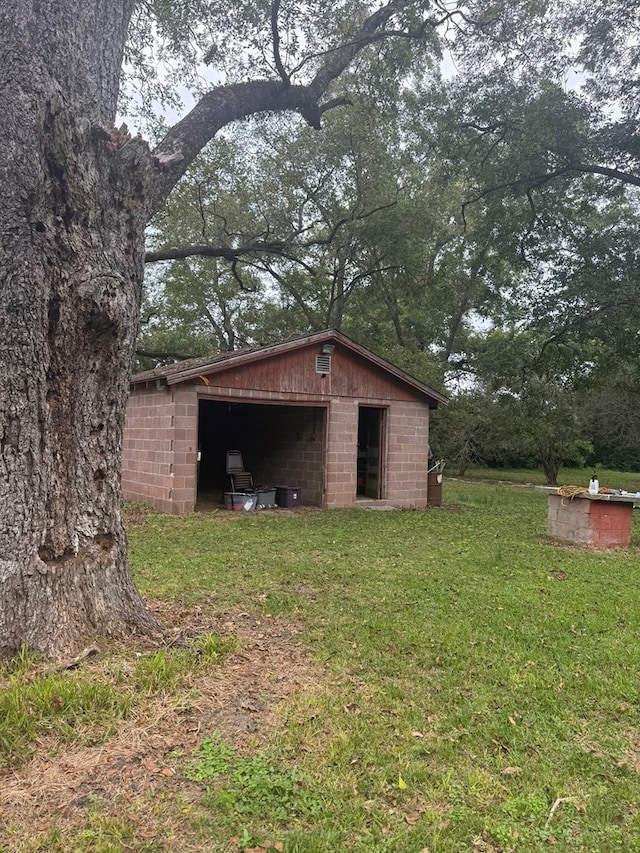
[186,735,322,846]
[185,734,235,781]
[0,632,236,769]
[132,633,239,692]
[215,750,320,821]
[0,674,131,768]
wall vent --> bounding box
[315,354,332,375]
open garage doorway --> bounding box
[197,399,327,507]
[357,406,386,499]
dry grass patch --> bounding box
[0,599,322,852]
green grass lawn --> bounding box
[455,466,640,491]
[3,479,640,852]
[126,480,640,852]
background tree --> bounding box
[581,372,640,472]
[138,15,640,485]
[140,77,538,385]
[429,180,640,480]
[444,0,640,194]
[141,93,413,361]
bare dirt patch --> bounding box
[0,599,322,850]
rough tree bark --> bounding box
[0,0,437,659]
[0,0,162,658]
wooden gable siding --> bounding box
[188,344,426,403]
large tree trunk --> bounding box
[0,0,159,658]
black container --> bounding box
[275,486,301,508]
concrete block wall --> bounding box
[169,386,199,513]
[246,407,325,506]
[547,494,591,545]
[122,386,198,513]
[123,384,432,513]
[547,494,633,548]
[385,401,430,507]
[324,399,358,508]
[324,399,430,509]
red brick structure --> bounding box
[122,330,447,513]
[547,493,635,549]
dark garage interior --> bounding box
[196,399,326,506]
[357,406,385,500]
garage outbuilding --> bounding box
[122,330,447,513]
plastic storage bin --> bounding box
[224,492,257,511]
[256,488,277,509]
[275,486,301,508]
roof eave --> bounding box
[163,330,336,386]
[132,329,448,406]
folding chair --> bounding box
[225,450,244,474]
[230,471,254,491]
[226,450,254,492]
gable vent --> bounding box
[315,354,332,375]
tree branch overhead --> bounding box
[148,1,442,216]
